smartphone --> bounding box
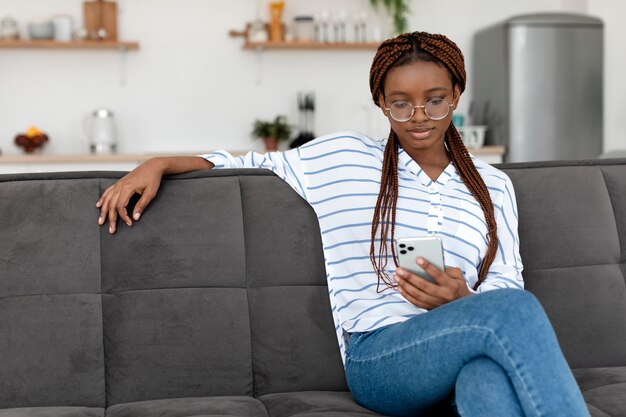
[395,236,445,284]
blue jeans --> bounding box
[344,289,590,417]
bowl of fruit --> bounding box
[15,126,49,153]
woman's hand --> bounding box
[96,157,166,234]
[96,156,214,234]
[393,257,473,310]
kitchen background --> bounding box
[0,0,624,162]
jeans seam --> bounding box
[346,324,542,417]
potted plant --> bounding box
[369,0,410,35]
[251,115,292,151]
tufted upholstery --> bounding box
[0,159,625,416]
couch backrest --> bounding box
[500,159,626,369]
[0,169,346,409]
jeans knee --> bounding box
[480,289,560,349]
[490,289,545,318]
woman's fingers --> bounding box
[133,185,158,220]
[395,258,470,309]
[395,275,439,310]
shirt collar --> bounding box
[397,147,459,188]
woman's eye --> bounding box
[428,98,444,106]
[392,101,410,109]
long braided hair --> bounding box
[369,31,498,292]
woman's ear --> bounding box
[378,93,388,115]
[452,85,462,108]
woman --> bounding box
[97,31,589,416]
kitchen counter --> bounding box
[0,146,506,173]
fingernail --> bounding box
[98,216,103,225]
[134,212,141,221]
[417,257,425,266]
[109,226,114,234]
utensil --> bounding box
[290,91,316,148]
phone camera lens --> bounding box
[408,246,414,251]
[399,243,406,248]
[400,250,407,254]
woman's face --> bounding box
[379,60,461,156]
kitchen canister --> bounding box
[0,16,19,39]
[294,16,315,42]
[53,15,73,41]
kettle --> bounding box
[84,109,117,154]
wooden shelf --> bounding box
[0,39,140,50]
[243,41,380,50]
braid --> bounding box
[445,125,498,289]
[370,129,400,292]
[369,31,497,290]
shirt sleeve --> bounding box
[200,149,308,201]
[476,175,525,293]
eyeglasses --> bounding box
[384,98,455,122]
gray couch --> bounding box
[0,158,625,417]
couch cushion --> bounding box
[258,391,383,417]
[502,164,626,369]
[573,366,626,417]
[99,176,247,293]
[248,287,347,396]
[100,174,255,405]
[0,295,105,408]
[0,407,103,416]
[105,396,268,417]
[0,178,101,297]
[238,175,347,395]
[599,165,626,263]
[103,288,253,405]
[0,178,105,409]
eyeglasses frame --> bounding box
[383,97,457,122]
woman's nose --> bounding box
[411,106,429,122]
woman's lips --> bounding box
[407,127,434,140]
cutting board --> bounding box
[83,0,118,40]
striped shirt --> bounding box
[203,131,523,363]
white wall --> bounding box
[0,0,624,156]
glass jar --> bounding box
[293,16,315,42]
[0,16,19,40]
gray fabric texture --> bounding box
[573,367,626,417]
[0,407,103,417]
[258,391,384,417]
[0,179,101,297]
[239,176,346,396]
[105,396,268,417]
[99,176,247,293]
[0,178,105,409]
[249,287,347,396]
[103,288,253,405]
